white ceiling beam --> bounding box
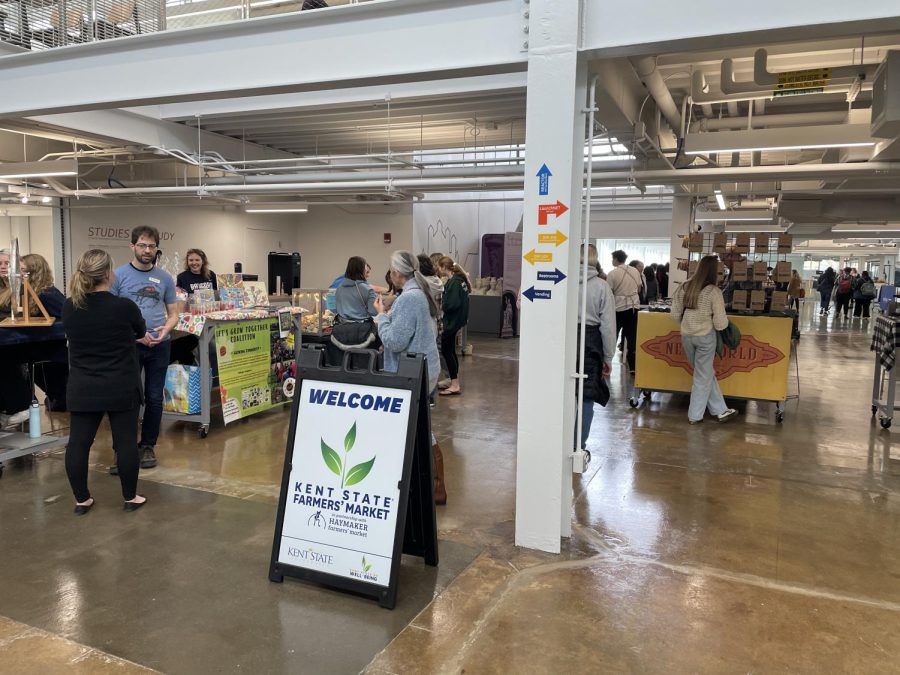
[0,0,525,118]
[26,109,296,161]
[150,73,528,122]
[582,0,900,56]
[684,125,876,155]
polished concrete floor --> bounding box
[2,301,900,674]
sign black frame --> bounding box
[268,346,438,609]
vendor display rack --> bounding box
[631,229,800,423]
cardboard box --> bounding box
[750,290,766,311]
[688,232,704,253]
[771,290,789,309]
[732,289,749,309]
[777,234,793,253]
[734,233,750,253]
[732,260,749,281]
[755,233,770,253]
[713,232,727,254]
[775,261,792,283]
[752,261,768,281]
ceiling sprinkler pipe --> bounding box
[752,48,878,86]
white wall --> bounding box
[589,204,673,239]
[68,204,299,286]
[0,214,55,278]
[413,191,523,276]
[297,203,413,288]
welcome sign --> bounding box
[270,349,438,608]
[276,380,411,586]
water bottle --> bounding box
[29,402,41,439]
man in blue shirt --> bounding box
[111,226,178,471]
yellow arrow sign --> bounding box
[524,249,553,265]
[538,230,568,247]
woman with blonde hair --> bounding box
[436,256,470,396]
[671,255,737,425]
[62,249,149,514]
[21,253,66,318]
[176,248,217,295]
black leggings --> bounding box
[440,329,460,380]
[65,407,140,503]
[835,293,851,316]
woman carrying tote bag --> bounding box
[330,256,380,367]
[671,255,738,425]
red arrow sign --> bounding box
[538,200,569,225]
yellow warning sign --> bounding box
[775,68,831,91]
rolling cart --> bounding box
[870,315,900,430]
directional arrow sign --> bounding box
[536,268,567,285]
[522,286,552,302]
[523,249,553,265]
[538,200,569,225]
[537,230,568,247]
[536,163,552,196]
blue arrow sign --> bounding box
[536,163,552,196]
[523,286,552,302]
[536,268,567,285]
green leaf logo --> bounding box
[345,457,375,487]
[320,422,376,488]
[362,556,372,573]
[344,422,357,453]
[321,439,342,476]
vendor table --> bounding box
[870,315,900,430]
[165,309,303,437]
[632,311,796,422]
[0,431,68,478]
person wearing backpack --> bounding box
[853,270,877,319]
[816,267,836,315]
[833,267,854,319]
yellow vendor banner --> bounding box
[635,312,793,401]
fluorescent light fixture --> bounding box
[244,202,308,214]
[714,189,726,210]
[0,159,78,179]
[41,196,51,204]
[695,208,774,222]
[684,124,876,156]
[723,224,784,233]
[20,195,28,204]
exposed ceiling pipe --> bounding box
[629,56,683,136]
[726,101,740,117]
[691,70,872,105]
[753,48,878,86]
[690,110,851,132]
[40,161,900,199]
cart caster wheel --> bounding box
[776,412,784,424]
[583,449,591,465]
[872,405,878,416]
[199,426,209,438]
[642,389,652,397]
[629,398,639,409]
[881,418,892,430]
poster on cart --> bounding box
[214,318,296,423]
[275,379,411,587]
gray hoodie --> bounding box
[579,267,616,365]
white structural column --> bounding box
[669,196,693,289]
[515,0,585,552]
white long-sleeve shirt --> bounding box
[671,284,728,336]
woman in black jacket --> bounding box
[62,250,149,514]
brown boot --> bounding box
[432,442,447,505]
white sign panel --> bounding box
[277,379,412,587]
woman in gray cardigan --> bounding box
[374,250,446,503]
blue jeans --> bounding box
[580,398,595,449]
[137,340,171,447]
[682,331,727,422]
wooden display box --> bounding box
[732,290,749,309]
[734,233,750,253]
[713,233,727,254]
[775,261,792,283]
[752,261,768,281]
[777,234,793,253]
[771,290,789,309]
[755,233,770,253]
[750,290,766,311]
[732,261,749,281]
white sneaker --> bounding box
[717,409,738,423]
[1,409,30,429]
